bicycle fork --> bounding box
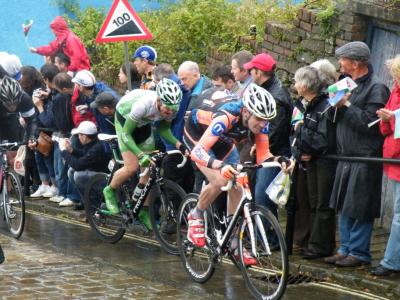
[243,203,272,257]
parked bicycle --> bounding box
[177,162,288,300]
[84,134,186,255]
[0,142,25,239]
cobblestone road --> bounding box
[0,233,205,300]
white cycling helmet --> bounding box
[243,83,276,120]
[0,76,23,110]
[156,78,182,107]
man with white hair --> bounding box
[177,61,213,111]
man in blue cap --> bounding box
[132,45,157,90]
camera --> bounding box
[32,88,48,99]
[249,25,257,37]
[51,135,62,143]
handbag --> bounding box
[14,145,26,176]
[36,131,54,156]
[265,170,291,207]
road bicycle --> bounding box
[0,142,25,239]
[84,134,186,255]
[177,162,288,300]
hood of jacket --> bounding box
[50,16,69,38]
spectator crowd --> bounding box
[0,15,399,276]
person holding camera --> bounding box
[70,70,118,127]
[59,121,108,209]
[29,64,59,198]
[49,72,75,204]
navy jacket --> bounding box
[61,138,108,172]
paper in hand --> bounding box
[327,77,357,107]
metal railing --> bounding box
[285,154,400,255]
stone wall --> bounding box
[206,0,398,78]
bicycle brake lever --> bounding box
[221,179,234,191]
[139,168,149,177]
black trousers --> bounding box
[293,160,336,254]
[23,148,40,196]
[162,153,194,194]
[0,244,4,264]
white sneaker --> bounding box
[49,196,64,203]
[59,198,75,207]
[42,186,58,198]
[30,185,50,198]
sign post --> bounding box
[123,42,132,90]
[96,0,153,91]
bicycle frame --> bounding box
[0,142,17,205]
[206,162,281,258]
[134,150,186,216]
[98,134,186,220]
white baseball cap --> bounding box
[71,121,98,135]
[72,70,96,87]
[0,52,22,80]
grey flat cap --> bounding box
[335,41,370,62]
[90,92,118,109]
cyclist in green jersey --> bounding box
[103,79,188,229]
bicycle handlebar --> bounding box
[139,150,187,177]
[0,142,26,150]
[221,161,282,191]
[165,150,187,168]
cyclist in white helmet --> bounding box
[183,83,293,265]
[103,78,188,228]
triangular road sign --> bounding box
[96,0,153,43]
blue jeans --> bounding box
[254,167,280,218]
[54,143,68,197]
[68,168,102,200]
[338,213,374,262]
[381,179,400,271]
[35,150,55,184]
[54,143,81,201]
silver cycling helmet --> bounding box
[243,83,276,120]
[0,76,23,110]
[156,78,182,107]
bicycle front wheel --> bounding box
[177,193,215,283]
[239,205,288,300]
[83,173,125,244]
[149,179,186,255]
[3,170,25,239]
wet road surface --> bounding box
[0,211,390,299]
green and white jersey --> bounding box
[116,89,175,127]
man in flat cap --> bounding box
[325,41,390,267]
[90,92,120,155]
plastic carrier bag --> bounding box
[266,170,291,207]
[14,145,26,176]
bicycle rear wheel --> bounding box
[239,205,288,300]
[3,170,25,239]
[84,173,126,244]
[177,193,215,283]
[149,179,186,255]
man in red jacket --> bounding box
[30,16,90,73]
